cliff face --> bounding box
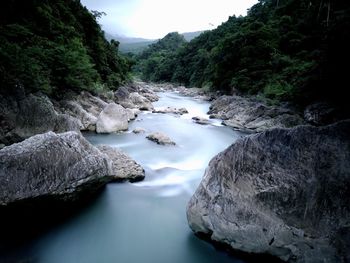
[187,120,350,263]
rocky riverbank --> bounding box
[0,82,211,212]
[1,81,348,261]
[208,95,304,133]
[146,83,306,133]
[0,82,160,146]
[0,82,156,241]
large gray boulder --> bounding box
[0,132,111,205]
[187,121,350,263]
[97,145,145,182]
[96,103,129,133]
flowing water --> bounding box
[3,91,246,263]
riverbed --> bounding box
[3,91,246,263]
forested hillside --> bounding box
[135,0,350,107]
[133,32,186,81]
[0,0,131,97]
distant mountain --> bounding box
[104,31,204,54]
[103,33,155,54]
[181,31,204,41]
[104,33,154,43]
[119,40,157,54]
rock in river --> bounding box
[146,132,176,146]
[152,107,188,115]
[96,103,129,133]
[132,127,146,134]
[192,116,210,125]
[97,145,145,182]
[0,131,111,206]
[187,120,350,263]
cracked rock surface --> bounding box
[0,131,111,205]
[187,120,350,263]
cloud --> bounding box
[81,0,258,38]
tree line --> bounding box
[0,0,131,97]
[133,0,350,107]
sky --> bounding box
[81,0,258,39]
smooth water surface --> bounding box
[4,92,246,263]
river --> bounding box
[3,91,246,263]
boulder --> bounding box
[138,88,159,102]
[187,120,350,263]
[192,116,210,125]
[133,127,146,134]
[97,145,145,182]
[77,91,108,116]
[58,91,110,131]
[153,107,188,115]
[96,103,129,133]
[115,88,154,111]
[0,131,111,206]
[114,86,131,102]
[129,92,154,111]
[209,95,304,132]
[59,100,96,131]
[146,132,176,145]
[125,108,137,121]
[54,113,81,133]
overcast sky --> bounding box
[81,0,258,39]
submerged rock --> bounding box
[187,120,350,263]
[146,132,176,145]
[0,131,111,206]
[97,145,145,182]
[96,103,129,133]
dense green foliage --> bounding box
[119,40,156,54]
[133,32,186,82]
[135,0,350,106]
[0,0,131,96]
[115,31,203,55]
